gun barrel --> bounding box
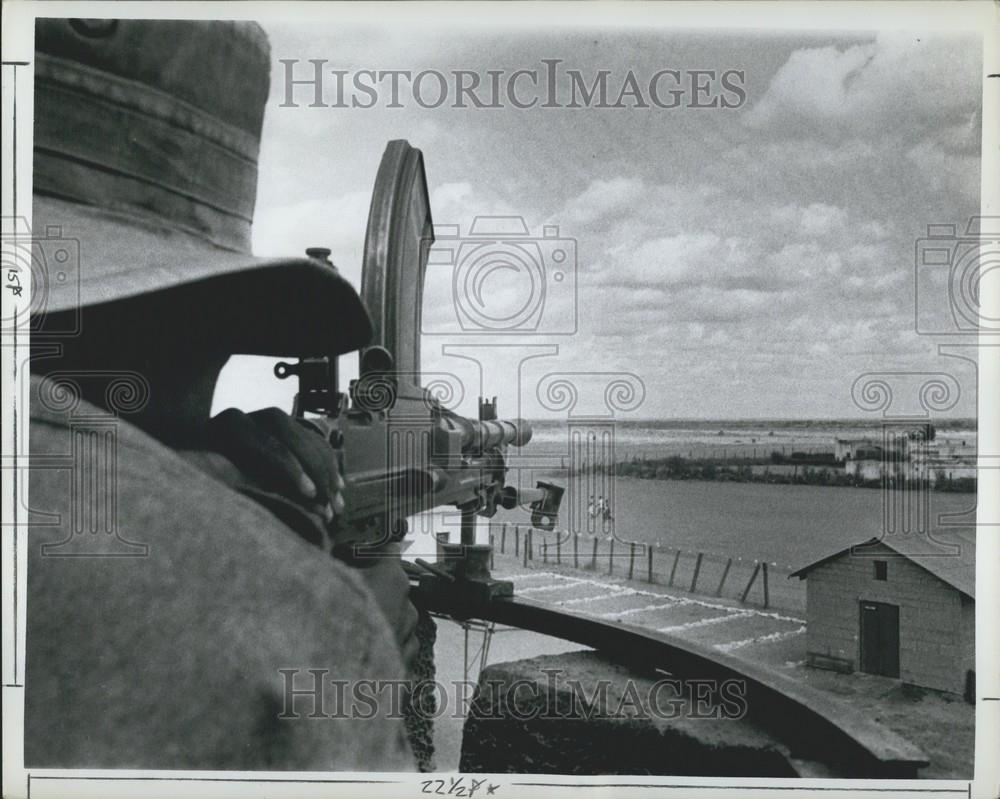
[457,417,532,451]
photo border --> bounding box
[2,2,997,798]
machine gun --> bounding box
[274,140,563,597]
[272,144,932,777]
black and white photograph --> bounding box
[1,2,997,797]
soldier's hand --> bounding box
[207,407,344,523]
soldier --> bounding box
[26,19,419,769]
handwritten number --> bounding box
[422,778,499,797]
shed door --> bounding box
[859,601,900,678]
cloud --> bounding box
[430,180,522,225]
[556,177,647,227]
[905,139,980,205]
[746,42,878,128]
[548,165,934,401]
[770,202,849,238]
[608,231,722,287]
[744,33,980,137]
[229,23,981,418]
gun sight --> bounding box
[453,416,532,452]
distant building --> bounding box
[910,458,977,483]
[834,438,883,461]
[790,532,975,696]
[835,431,976,485]
[844,457,907,482]
[834,437,909,462]
[834,425,938,462]
[844,455,977,484]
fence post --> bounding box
[528,529,533,561]
[668,549,681,587]
[740,561,761,604]
[522,533,528,567]
[647,545,654,583]
[716,558,733,597]
[591,537,599,569]
[543,538,548,564]
[573,533,579,568]
[628,542,636,580]
[515,525,520,558]
[690,552,703,593]
[762,562,770,608]
[501,523,507,554]
[489,532,495,569]
[608,539,614,575]
[556,533,562,564]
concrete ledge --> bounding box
[415,584,928,776]
[461,651,802,776]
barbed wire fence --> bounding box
[487,521,804,614]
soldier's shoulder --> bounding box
[26,375,410,769]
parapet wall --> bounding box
[460,650,807,776]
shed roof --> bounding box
[790,531,975,599]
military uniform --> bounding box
[26,19,418,769]
[27,377,414,769]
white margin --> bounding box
[1,2,997,798]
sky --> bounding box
[213,16,983,420]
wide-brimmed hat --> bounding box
[33,18,371,356]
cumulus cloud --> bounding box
[556,177,647,227]
[542,162,936,408]
[773,202,849,238]
[905,139,981,204]
[744,33,980,136]
[430,180,523,226]
[746,42,878,128]
[226,23,981,417]
[608,232,722,287]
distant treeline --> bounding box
[528,418,978,432]
[576,454,977,493]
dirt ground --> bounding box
[796,666,974,779]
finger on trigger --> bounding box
[299,473,318,500]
